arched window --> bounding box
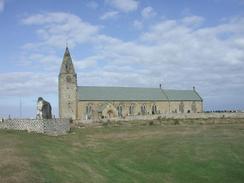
[129,104,135,115]
[152,104,157,115]
[117,105,123,117]
[85,105,92,120]
[141,104,146,115]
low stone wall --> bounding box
[74,112,244,124]
[0,118,70,135]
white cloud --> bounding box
[20,52,61,71]
[105,0,139,12]
[0,72,57,96]
[181,16,205,26]
[133,20,143,29]
[22,12,99,48]
[100,11,119,20]
[141,6,156,19]
[0,0,4,12]
[75,56,99,70]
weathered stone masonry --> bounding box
[0,119,70,135]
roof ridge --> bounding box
[164,89,195,91]
[78,85,160,89]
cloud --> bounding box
[100,11,119,20]
[105,0,139,12]
[181,16,205,26]
[0,72,57,96]
[141,6,156,19]
[0,0,4,12]
[75,56,99,70]
[133,20,143,29]
[22,12,99,48]
[19,52,62,72]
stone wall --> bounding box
[77,101,203,120]
[59,73,77,120]
[74,112,244,124]
[0,118,70,135]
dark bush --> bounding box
[174,119,180,125]
[149,121,154,126]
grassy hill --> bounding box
[1,121,244,183]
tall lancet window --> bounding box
[152,104,157,115]
[117,105,123,117]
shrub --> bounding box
[174,119,180,125]
[149,121,154,126]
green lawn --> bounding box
[1,121,244,183]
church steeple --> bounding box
[60,46,75,74]
[58,46,77,120]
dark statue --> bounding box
[36,97,52,119]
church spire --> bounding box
[60,46,75,74]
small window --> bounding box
[129,105,135,115]
[141,104,146,115]
[117,105,123,117]
[152,104,157,115]
[85,105,92,120]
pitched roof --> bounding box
[78,86,202,101]
[164,89,202,101]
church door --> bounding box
[107,110,114,118]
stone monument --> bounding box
[36,97,52,119]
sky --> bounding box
[0,0,244,118]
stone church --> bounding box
[59,47,203,120]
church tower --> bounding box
[59,46,77,120]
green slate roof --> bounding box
[78,86,202,101]
[164,90,202,101]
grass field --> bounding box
[1,121,244,183]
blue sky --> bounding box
[0,0,244,118]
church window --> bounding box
[152,104,157,115]
[129,104,134,115]
[141,104,146,115]
[117,105,123,117]
[85,105,92,120]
